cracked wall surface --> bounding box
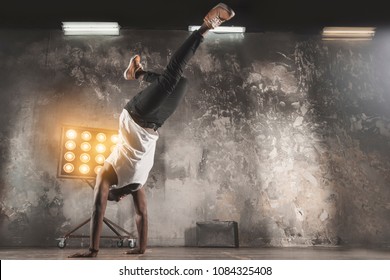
[0,30,389,247]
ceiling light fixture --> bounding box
[62,22,120,36]
[188,25,246,33]
[322,27,376,41]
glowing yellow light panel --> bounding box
[58,126,118,179]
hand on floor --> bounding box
[125,248,144,255]
[68,251,98,258]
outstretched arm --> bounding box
[127,187,148,254]
[68,163,118,258]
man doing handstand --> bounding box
[70,3,235,257]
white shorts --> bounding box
[106,109,159,189]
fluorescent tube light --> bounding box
[62,22,120,36]
[188,25,245,33]
[322,27,375,41]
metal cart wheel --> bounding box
[117,240,124,247]
[128,239,137,248]
[57,239,67,249]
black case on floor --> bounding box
[196,221,239,248]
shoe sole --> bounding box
[216,3,235,19]
[123,55,140,80]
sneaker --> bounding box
[204,3,235,29]
[124,54,143,80]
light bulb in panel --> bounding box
[63,163,74,173]
[110,145,116,152]
[79,164,90,174]
[81,131,92,141]
[80,153,91,163]
[111,134,119,144]
[66,129,77,139]
[65,140,76,150]
[95,154,105,164]
[96,133,106,142]
[94,166,103,175]
[95,143,106,153]
[80,142,91,152]
[64,152,75,161]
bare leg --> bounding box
[68,162,118,258]
[126,187,148,254]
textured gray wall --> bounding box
[0,29,390,247]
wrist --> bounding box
[89,248,99,254]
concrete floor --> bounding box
[0,247,389,260]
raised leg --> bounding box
[125,30,203,118]
[142,71,161,83]
[125,3,235,122]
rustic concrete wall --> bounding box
[0,29,389,247]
